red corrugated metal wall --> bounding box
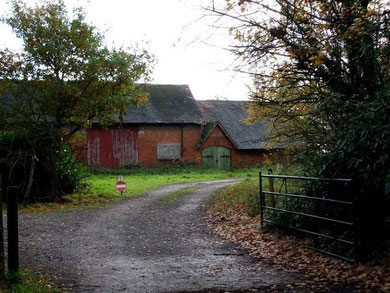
[87,126,138,168]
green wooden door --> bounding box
[202,146,231,169]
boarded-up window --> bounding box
[157,144,181,160]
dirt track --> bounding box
[19,179,297,292]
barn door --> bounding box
[112,128,138,167]
[88,127,138,168]
[202,146,231,169]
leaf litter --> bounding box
[207,194,390,292]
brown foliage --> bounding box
[207,192,390,292]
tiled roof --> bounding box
[197,100,268,150]
[121,84,202,124]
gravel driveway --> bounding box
[19,179,297,292]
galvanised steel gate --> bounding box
[259,172,359,262]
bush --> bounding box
[0,131,85,203]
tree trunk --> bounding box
[24,155,36,205]
[268,169,276,208]
[0,176,5,280]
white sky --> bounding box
[0,0,252,100]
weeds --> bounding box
[0,269,59,293]
[86,164,263,176]
[209,178,258,216]
[157,187,197,207]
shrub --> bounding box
[0,131,85,203]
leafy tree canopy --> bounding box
[0,0,153,137]
[210,0,390,194]
[209,0,390,255]
[0,0,153,201]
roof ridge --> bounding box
[197,99,248,102]
[144,83,190,87]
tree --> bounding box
[0,0,153,201]
[209,0,390,255]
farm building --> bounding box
[87,84,273,169]
[198,100,270,169]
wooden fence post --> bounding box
[259,172,264,228]
[0,176,4,279]
[7,186,19,273]
[268,169,276,208]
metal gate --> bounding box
[202,146,231,169]
[259,173,358,262]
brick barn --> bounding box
[87,84,272,169]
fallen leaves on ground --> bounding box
[207,202,390,292]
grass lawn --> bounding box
[155,186,197,207]
[208,177,260,216]
[21,165,283,213]
[0,269,59,293]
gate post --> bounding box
[352,185,361,262]
[268,169,276,207]
[7,186,19,273]
[259,172,264,228]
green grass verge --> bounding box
[209,178,259,217]
[1,269,60,293]
[156,186,197,207]
[209,164,300,217]
[21,164,293,213]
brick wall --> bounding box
[83,123,275,169]
[231,149,271,168]
[138,124,202,167]
[182,125,202,163]
[202,125,236,150]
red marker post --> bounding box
[116,175,126,195]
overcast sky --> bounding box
[0,0,251,100]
